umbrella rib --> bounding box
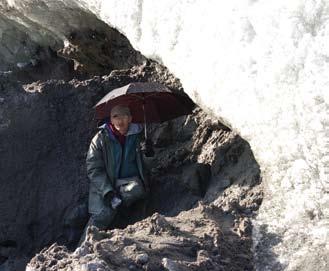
[129,92,167,99]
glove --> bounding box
[110,196,122,209]
[140,139,155,157]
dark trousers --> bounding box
[79,198,148,246]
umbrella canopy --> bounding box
[94,82,195,123]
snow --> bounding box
[73,1,329,269]
[3,0,329,269]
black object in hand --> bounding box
[141,139,155,157]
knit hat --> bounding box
[110,105,131,117]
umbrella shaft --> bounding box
[143,103,147,140]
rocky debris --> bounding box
[162,258,189,271]
[28,202,256,271]
[135,253,149,265]
[12,47,76,83]
[58,27,145,77]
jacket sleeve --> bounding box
[86,132,114,198]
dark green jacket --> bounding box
[86,123,146,215]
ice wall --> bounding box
[2,0,329,270]
[75,1,329,270]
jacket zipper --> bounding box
[118,141,125,178]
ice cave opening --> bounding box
[0,19,262,271]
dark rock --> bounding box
[182,163,211,196]
[135,253,149,265]
[152,122,172,147]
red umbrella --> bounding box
[95,82,194,122]
[94,82,195,140]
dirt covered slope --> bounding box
[27,205,252,271]
[26,90,262,270]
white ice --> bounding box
[75,1,329,269]
[4,0,329,269]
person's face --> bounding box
[110,114,132,135]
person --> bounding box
[81,105,150,242]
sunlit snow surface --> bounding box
[3,0,329,269]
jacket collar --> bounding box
[99,123,142,138]
[125,123,143,136]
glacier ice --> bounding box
[1,0,329,269]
